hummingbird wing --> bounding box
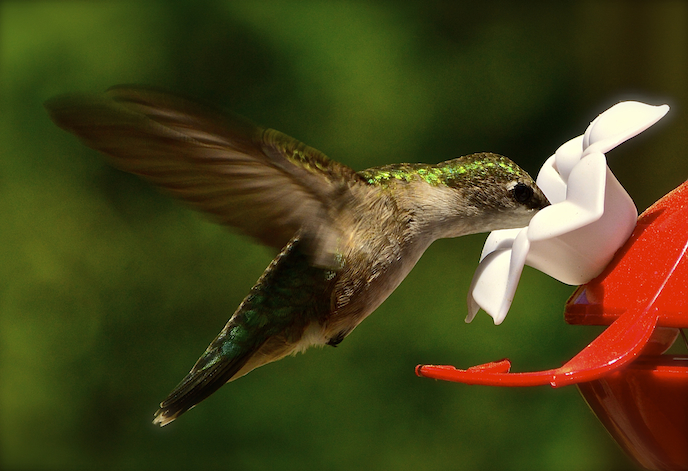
[45,85,364,266]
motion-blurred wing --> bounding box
[45,85,363,265]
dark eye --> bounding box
[512,182,534,204]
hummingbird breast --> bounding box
[232,184,431,377]
[319,190,432,345]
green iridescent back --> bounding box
[357,152,528,188]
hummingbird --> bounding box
[45,85,549,426]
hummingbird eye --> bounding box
[512,182,534,204]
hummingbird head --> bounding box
[442,152,549,236]
[357,152,549,241]
[381,152,550,240]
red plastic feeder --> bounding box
[417,181,688,470]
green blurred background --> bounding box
[1,2,686,470]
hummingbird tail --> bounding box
[153,338,263,427]
[153,237,330,426]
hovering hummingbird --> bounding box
[45,85,549,426]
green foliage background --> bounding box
[1,2,686,470]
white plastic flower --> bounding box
[467,101,670,325]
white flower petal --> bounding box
[552,136,584,184]
[535,155,567,205]
[527,152,607,242]
[468,229,531,325]
[466,248,511,322]
[478,228,523,261]
[466,101,667,325]
[584,102,669,155]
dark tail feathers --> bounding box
[153,343,259,426]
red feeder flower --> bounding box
[418,181,688,470]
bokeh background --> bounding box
[1,2,686,470]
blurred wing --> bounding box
[45,85,363,264]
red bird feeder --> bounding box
[417,181,688,470]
